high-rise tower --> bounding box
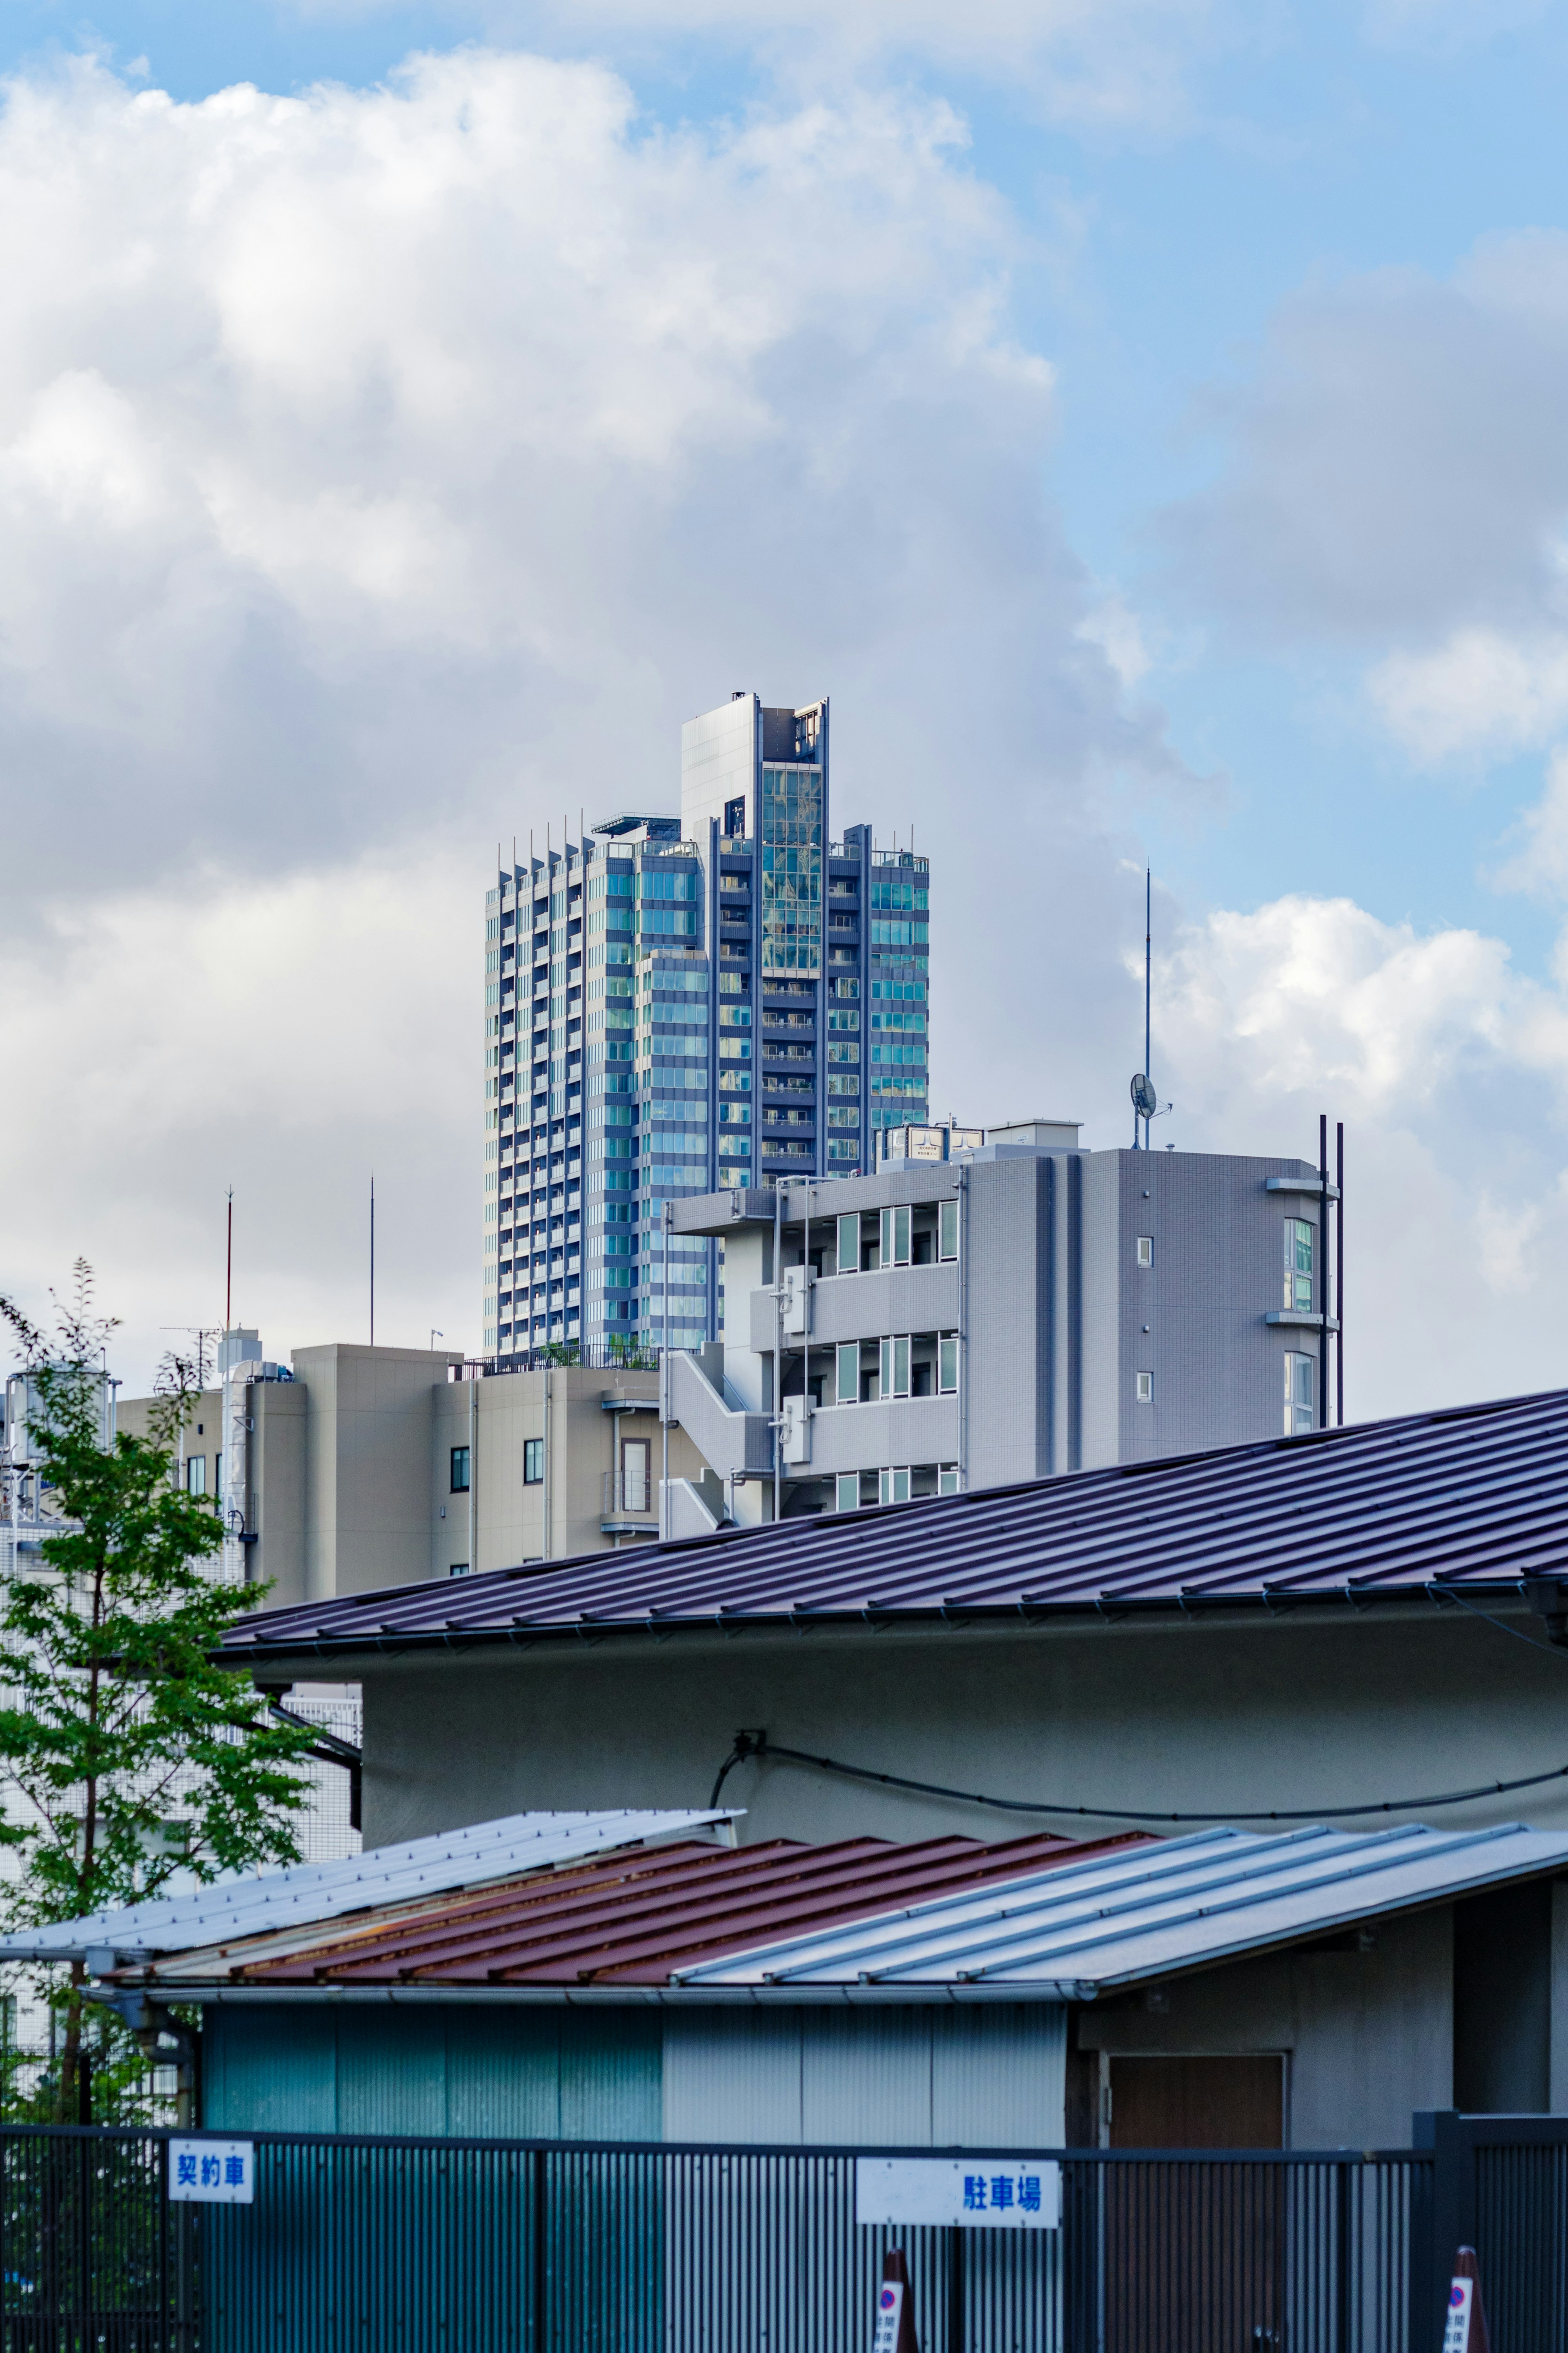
[481,694,928,1361]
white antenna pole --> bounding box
[1143,870,1152,1150]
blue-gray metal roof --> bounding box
[0,1809,733,1964]
[219,1385,1568,1663]
[672,1821,1568,1998]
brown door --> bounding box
[1110,2055,1284,2149]
[1102,2058,1285,2351]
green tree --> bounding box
[0,1265,317,2122]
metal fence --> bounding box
[0,2126,1438,2353]
[1419,2108,1568,2353]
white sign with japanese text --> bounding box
[1442,2279,1474,2353]
[871,2278,905,2352]
[855,2157,1061,2231]
[169,2138,255,2204]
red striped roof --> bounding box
[205,1831,1151,1989]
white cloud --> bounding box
[0,47,1192,1381]
[1158,884,1568,1416]
[1160,233,1568,651]
[0,849,477,1383]
[1369,628,1568,763]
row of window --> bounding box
[451,1439,549,1492]
[832,1334,960,1403]
[1131,1352,1318,1435]
[836,1466,960,1509]
[833,1202,960,1273]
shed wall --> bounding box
[661,2004,1066,2147]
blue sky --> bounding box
[5,0,1561,946]
[7,0,1568,1407]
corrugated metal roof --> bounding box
[125,1830,1148,1991]
[218,1386,1568,1662]
[0,1809,732,1964]
[673,1821,1568,1996]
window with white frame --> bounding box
[879,1466,911,1505]
[837,1212,860,1274]
[879,1205,912,1267]
[939,1200,960,1262]
[1135,1370,1154,1403]
[879,1335,911,1398]
[835,1472,859,1511]
[938,1335,960,1394]
[938,1465,961,1495]
[1136,1235,1153,1268]
[835,1342,860,1404]
[1284,1218,1314,1313]
[1284,1352,1315,1435]
[185,1456,205,1497]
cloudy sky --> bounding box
[4,0,1568,1413]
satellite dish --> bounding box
[1131,1073,1157,1118]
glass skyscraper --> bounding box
[481,693,929,1360]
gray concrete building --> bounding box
[660,1120,1337,1530]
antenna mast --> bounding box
[225,1189,233,1332]
[1144,870,1152,1151]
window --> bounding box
[879,1335,911,1399]
[938,1465,961,1496]
[523,1439,544,1484]
[1284,1218,1314,1313]
[1135,1371,1154,1403]
[213,1451,222,1495]
[835,1342,860,1404]
[837,1212,860,1274]
[835,1473,859,1512]
[938,1335,960,1395]
[723,796,746,837]
[879,1466,911,1505]
[449,1563,470,1578]
[1136,1235,1153,1268]
[621,1438,650,1514]
[879,1204,912,1267]
[1285,1352,1316,1435]
[450,1446,471,1493]
[185,1455,205,1497]
[939,1199,960,1262]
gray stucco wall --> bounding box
[1077,1907,1452,2149]
[354,1606,1568,1852]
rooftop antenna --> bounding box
[1130,871,1158,1149]
[1145,868,1152,1144]
[225,1188,234,1331]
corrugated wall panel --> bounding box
[662,2008,803,2143]
[662,2005,1069,2148]
[559,2009,662,2140]
[930,2005,1066,2145]
[200,2004,662,2140]
[801,2008,934,2145]
[446,2009,564,2138]
[202,2007,336,2134]
[336,2006,447,2137]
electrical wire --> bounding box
[708,1589,1568,1823]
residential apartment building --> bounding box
[482,691,929,1361]
[117,1339,708,1597]
[660,1120,1337,1529]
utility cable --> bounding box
[709,1591,1568,1823]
